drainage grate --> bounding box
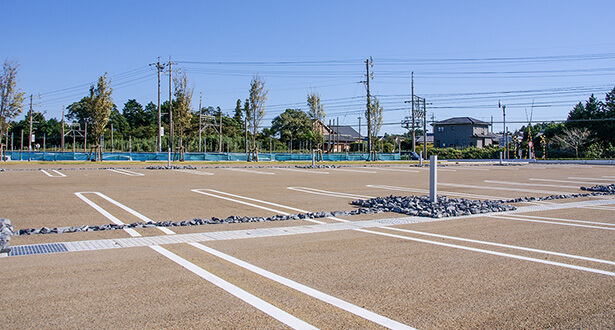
[9,243,68,256]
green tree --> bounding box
[307,91,325,121]
[270,109,314,146]
[172,72,194,156]
[0,59,25,148]
[247,75,267,161]
[233,99,243,127]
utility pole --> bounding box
[150,57,166,152]
[61,109,65,152]
[364,57,374,161]
[28,95,33,151]
[198,92,202,152]
[411,73,415,153]
[244,117,248,153]
[218,109,222,152]
[168,56,175,153]
[422,98,427,159]
[357,116,361,152]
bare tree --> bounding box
[0,59,25,160]
[87,73,113,161]
[307,91,325,122]
[172,71,193,160]
[551,127,591,159]
[367,96,383,144]
[247,74,267,161]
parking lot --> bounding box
[1,162,614,329]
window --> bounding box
[437,127,444,132]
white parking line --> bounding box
[381,227,615,266]
[332,168,378,174]
[274,168,330,174]
[440,182,570,195]
[75,192,175,235]
[189,242,415,330]
[222,168,276,175]
[192,189,328,224]
[150,245,317,330]
[367,184,509,200]
[488,215,615,231]
[174,169,214,176]
[193,189,615,277]
[355,229,615,277]
[107,169,144,176]
[372,168,420,173]
[505,214,615,227]
[484,180,582,190]
[529,178,603,185]
[451,167,489,171]
[41,169,66,177]
[74,192,141,237]
[568,177,615,182]
[287,187,375,199]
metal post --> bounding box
[312,149,315,167]
[419,151,423,166]
[167,147,171,167]
[423,98,427,160]
[429,155,438,203]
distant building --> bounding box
[312,120,361,152]
[432,117,497,148]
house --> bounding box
[432,117,497,148]
[312,120,361,152]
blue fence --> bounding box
[2,151,401,162]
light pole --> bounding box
[499,101,507,159]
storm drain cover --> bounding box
[9,243,68,256]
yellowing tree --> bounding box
[87,73,113,161]
[173,72,193,161]
[0,60,25,160]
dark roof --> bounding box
[329,125,360,139]
[472,132,499,139]
[433,117,489,126]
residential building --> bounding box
[432,117,497,148]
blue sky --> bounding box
[3,0,615,135]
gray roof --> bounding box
[433,117,490,126]
[329,125,360,142]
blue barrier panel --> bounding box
[3,151,401,162]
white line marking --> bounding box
[222,168,276,175]
[274,168,330,174]
[602,176,615,178]
[74,192,141,237]
[76,192,175,235]
[150,245,317,330]
[366,184,508,200]
[439,182,569,195]
[484,180,582,189]
[381,227,615,266]
[107,169,144,176]
[52,170,66,177]
[288,187,375,199]
[529,178,603,185]
[192,189,328,225]
[193,189,349,223]
[568,177,615,182]
[505,214,615,227]
[450,167,489,171]
[488,215,615,231]
[371,168,420,173]
[332,168,378,174]
[189,242,414,330]
[41,169,66,177]
[355,229,615,277]
[174,169,214,176]
[437,168,457,172]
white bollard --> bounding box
[429,155,437,203]
[311,149,315,167]
[499,151,503,165]
[167,148,171,167]
[419,151,423,167]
